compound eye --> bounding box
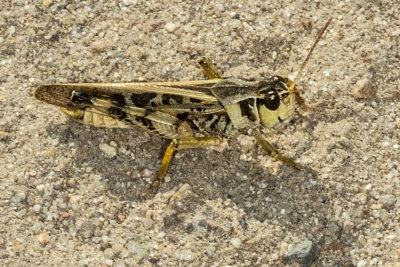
[259,88,280,110]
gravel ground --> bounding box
[1,1,399,266]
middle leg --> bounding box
[142,136,221,198]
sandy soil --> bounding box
[0,1,399,266]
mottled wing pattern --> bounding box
[35,80,227,139]
[35,80,221,109]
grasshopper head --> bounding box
[256,76,300,128]
[256,18,332,128]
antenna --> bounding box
[289,17,333,92]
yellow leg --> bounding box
[197,57,223,79]
[142,137,221,198]
[253,130,301,170]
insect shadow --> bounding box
[45,102,355,265]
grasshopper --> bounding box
[35,18,332,198]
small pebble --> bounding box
[38,233,50,245]
[36,184,45,192]
[216,3,225,12]
[112,243,124,255]
[122,0,137,5]
[231,13,240,19]
[343,220,354,233]
[177,249,194,261]
[104,248,114,259]
[325,222,341,239]
[352,79,377,99]
[104,259,113,266]
[165,22,179,33]
[42,0,52,7]
[164,175,171,183]
[237,135,256,152]
[69,195,81,204]
[271,253,279,260]
[99,143,117,157]
[102,235,110,243]
[127,240,147,261]
[272,51,277,60]
[114,259,126,267]
[92,40,106,52]
[143,217,153,229]
[380,195,397,210]
[370,203,382,210]
[79,221,96,239]
[382,141,390,147]
[336,182,345,193]
[301,19,312,28]
[33,204,41,212]
[67,179,76,187]
[364,184,372,193]
[212,140,228,153]
[230,237,241,248]
[140,168,152,177]
[323,69,332,77]
[228,19,242,28]
[353,193,368,205]
[127,241,147,257]
[15,209,27,218]
[12,192,26,203]
[8,26,16,35]
[285,240,318,266]
[117,213,126,222]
